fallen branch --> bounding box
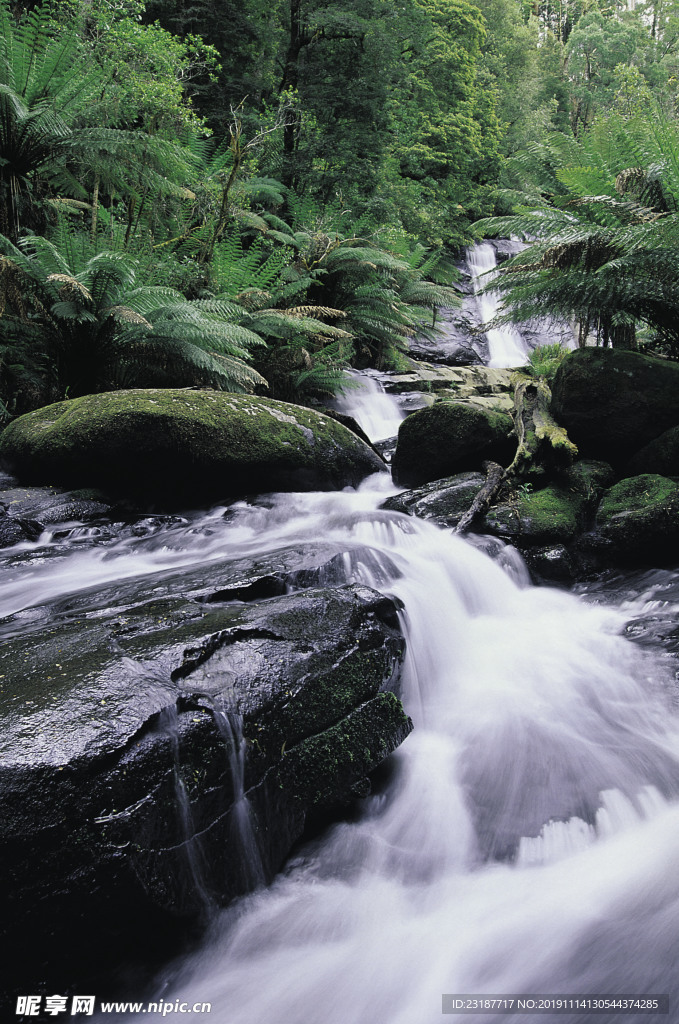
[455,460,506,535]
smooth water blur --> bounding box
[333,370,406,442]
[25,476,672,1024]
[467,243,529,369]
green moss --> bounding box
[551,348,679,466]
[485,484,585,544]
[595,474,679,561]
[560,459,616,504]
[598,474,678,516]
[0,389,384,503]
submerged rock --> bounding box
[551,349,679,467]
[0,556,409,996]
[392,401,514,488]
[0,389,385,504]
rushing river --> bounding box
[4,386,679,1024]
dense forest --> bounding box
[2,0,679,416]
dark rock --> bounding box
[626,424,679,478]
[592,474,679,562]
[0,510,40,547]
[551,349,679,467]
[0,389,385,505]
[392,401,514,488]
[0,558,410,997]
[381,472,485,528]
[558,459,616,507]
[0,484,113,524]
[317,407,377,451]
[490,239,526,262]
[523,544,577,583]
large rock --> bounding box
[392,401,514,488]
[0,389,385,504]
[592,474,679,562]
[626,425,679,478]
[551,349,679,467]
[0,550,410,998]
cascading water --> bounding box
[466,243,531,369]
[5,473,669,1022]
[4,459,679,1021]
[333,370,406,443]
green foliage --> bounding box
[477,108,679,354]
[526,342,571,383]
[0,230,267,408]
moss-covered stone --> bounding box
[0,389,385,503]
[551,348,679,467]
[484,484,586,545]
[593,474,679,561]
[392,400,514,488]
[626,425,679,478]
[559,459,616,506]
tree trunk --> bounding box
[280,0,303,188]
[506,376,578,483]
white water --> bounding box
[467,243,530,369]
[334,370,406,442]
[32,476,674,1024]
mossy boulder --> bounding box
[593,474,679,561]
[626,425,679,478]
[484,484,586,546]
[559,459,616,502]
[391,401,514,488]
[0,389,385,504]
[551,349,679,467]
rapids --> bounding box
[3,385,676,1023]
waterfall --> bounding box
[466,243,531,369]
[58,478,679,1024]
[333,370,406,443]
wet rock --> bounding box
[489,239,526,261]
[381,472,485,528]
[392,401,514,488]
[522,544,577,583]
[0,389,385,505]
[0,484,113,524]
[551,349,679,467]
[0,559,410,997]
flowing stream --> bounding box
[5,386,679,1023]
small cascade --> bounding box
[466,242,531,369]
[212,708,266,892]
[333,370,405,443]
[158,706,213,913]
